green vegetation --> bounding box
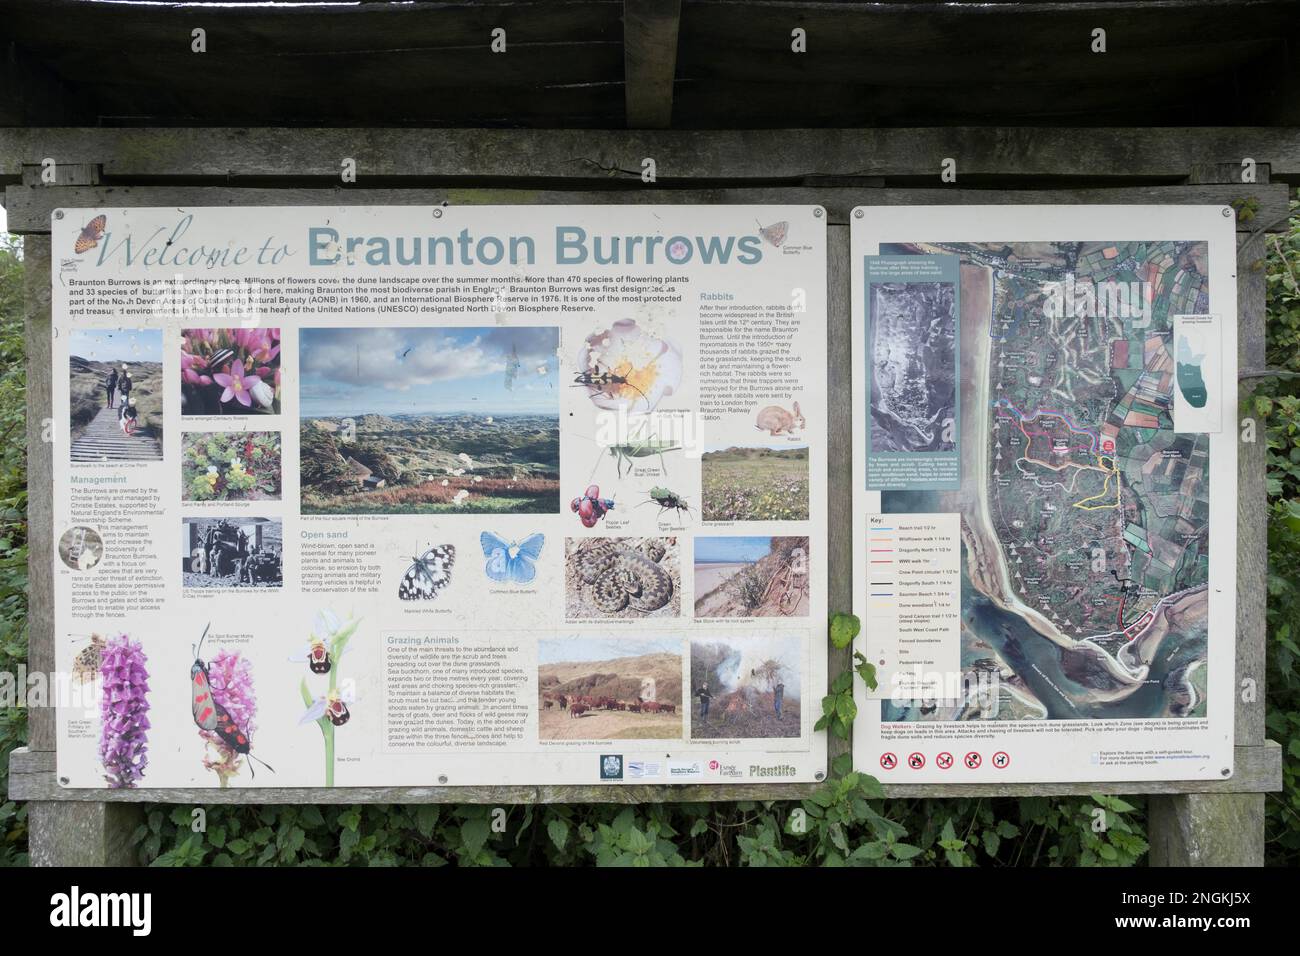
[1258,196,1300,865]
[0,236,28,865]
[701,446,809,521]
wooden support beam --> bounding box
[623,0,681,128]
[2,128,1300,183]
[4,184,1291,235]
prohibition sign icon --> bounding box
[993,751,1011,769]
[880,752,898,770]
[936,752,954,770]
[907,752,925,769]
[964,751,982,769]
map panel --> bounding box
[879,240,1212,722]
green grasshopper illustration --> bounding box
[600,434,683,478]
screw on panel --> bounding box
[438,774,448,784]
[854,208,864,219]
[1222,207,1233,218]
[813,207,823,218]
[814,770,825,781]
[433,208,444,219]
[54,210,64,220]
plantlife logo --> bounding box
[600,754,623,780]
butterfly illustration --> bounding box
[398,544,455,600]
[74,215,107,255]
[481,531,544,585]
[72,633,107,685]
[758,220,788,248]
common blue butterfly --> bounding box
[481,531,544,584]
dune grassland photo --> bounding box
[299,326,561,514]
[694,536,810,618]
[690,634,802,739]
[68,329,164,462]
[538,637,683,740]
[701,446,810,521]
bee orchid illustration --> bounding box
[300,686,355,727]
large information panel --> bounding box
[51,205,828,788]
[852,205,1237,782]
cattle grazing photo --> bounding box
[538,637,683,741]
[182,517,283,588]
[690,634,802,739]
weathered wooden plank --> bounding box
[1148,792,1265,866]
[5,184,1289,235]
[3,128,1299,181]
[4,0,625,54]
[22,233,56,754]
[26,802,143,867]
[9,742,1281,803]
[827,221,852,768]
[1235,233,1269,746]
[624,0,681,129]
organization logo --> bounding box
[667,759,704,780]
[705,759,743,779]
[599,754,624,780]
[627,760,662,779]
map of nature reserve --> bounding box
[881,239,1212,722]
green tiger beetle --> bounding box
[638,486,692,523]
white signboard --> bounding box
[852,205,1237,782]
[51,205,828,788]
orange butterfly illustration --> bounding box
[73,215,107,255]
[758,220,788,248]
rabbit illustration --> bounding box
[755,401,805,436]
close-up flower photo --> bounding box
[180,328,282,416]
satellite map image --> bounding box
[881,239,1212,722]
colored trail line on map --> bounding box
[993,398,1121,511]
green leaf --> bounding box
[829,613,861,649]
[547,818,570,852]
[460,818,491,857]
[415,805,440,838]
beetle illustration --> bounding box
[638,486,692,523]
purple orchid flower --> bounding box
[98,634,150,789]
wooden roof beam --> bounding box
[623,0,681,129]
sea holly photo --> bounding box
[297,609,361,787]
[181,328,282,416]
[182,432,282,501]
